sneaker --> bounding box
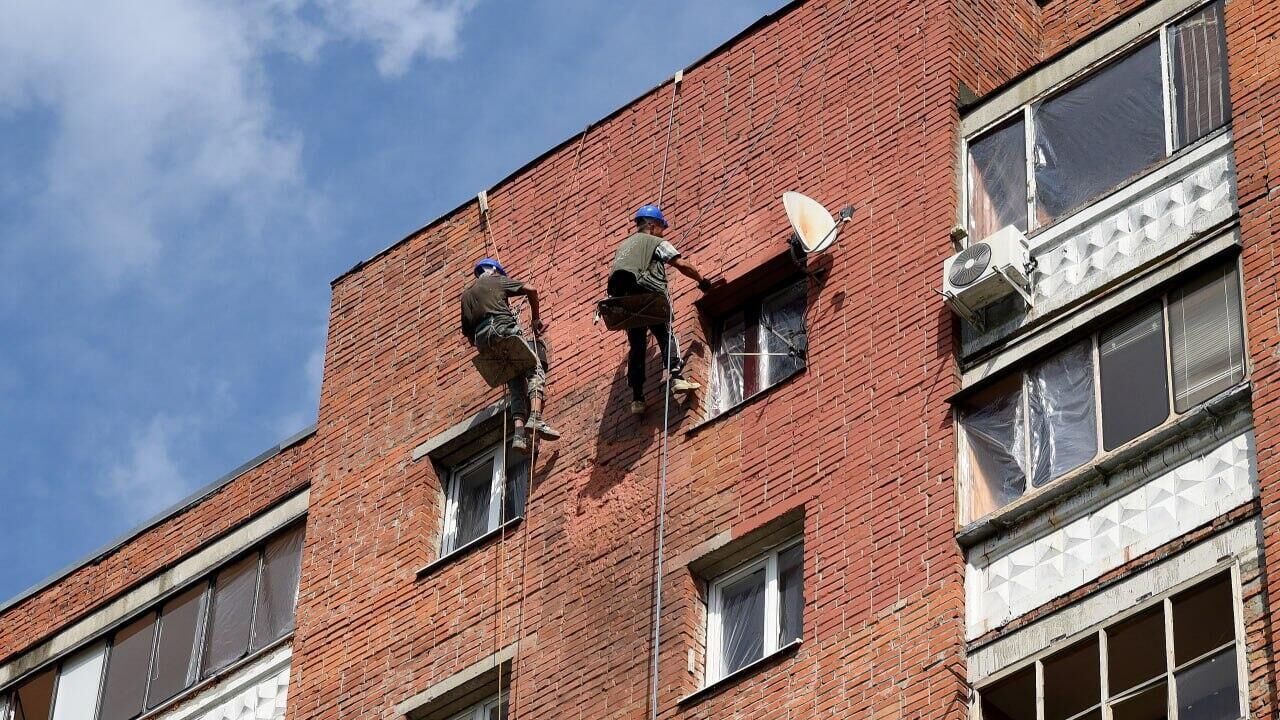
[510,430,529,454]
[670,377,700,394]
[630,400,646,415]
[531,420,561,441]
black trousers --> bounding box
[626,324,681,401]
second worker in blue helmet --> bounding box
[607,205,713,415]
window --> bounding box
[450,696,509,720]
[964,1,1230,239]
[974,571,1243,720]
[0,523,305,720]
[710,279,808,415]
[441,444,527,556]
[705,541,804,684]
[960,261,1245,519]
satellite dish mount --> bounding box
[783,191,854,265]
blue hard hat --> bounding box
[474,257,507,276]
[634,204,668,228]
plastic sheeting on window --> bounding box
[50,643,106,720]
[961,377,1026,518]
[98,613,156,720]
[1170,1,1231,150]
[202,554,259,678]
[777,544,804,646]
[1028,340,1097,487]
[712,311,747,415]
[150,584,207,707]
[251,525,304,653]
[719,568,766,677]
[1034,40,1165,225]
[968,117,1029,240]
[760,281,808,390]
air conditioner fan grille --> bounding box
[949,243,992,287]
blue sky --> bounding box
[0,0,788,604]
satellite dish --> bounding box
[782,191,852,254]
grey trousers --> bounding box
[474,319,545,422]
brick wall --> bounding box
[0,435,314,662]
[293,0,974,717]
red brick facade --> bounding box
[2,1,1277,719]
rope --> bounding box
[657,73,682,207]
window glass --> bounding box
[486,697,509,720]
[449,456,497,552]
[712,311,747,414]
[202,554,260,678]
[1170,1,1231,150]
[1169,262,1244,412]
[1109,681,1168,720]
[718,568,766,676]
[1171,573,1234,664]
[1028,340,1097,487]
[1034,41,1165,224]
[777,543,804,646]
[961,376,1026,517]
[98,613,156,720]
[149,584,208,706]
[1107,607,1167,694]
[251,526,304,652]
[1100,303,1169,450]
[759,281,808,389]
[1044,637,1101,720]
[968,117,1028,240]
[11,669,56,720]
[1175,646,1239,720]
[980,666,1035,720]
[49,643,106,720]
[503,452,529,523]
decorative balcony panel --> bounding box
[961,133,1237,359]
[156,647,290,720]
[965,427,1256,639]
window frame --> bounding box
[440,442,528,558]
[972,565,1249,720]
[708,278,809,418]
[961,0,1229,243]
[448,694,507,720]
[704,538,803,686]
[957,258,1248,523]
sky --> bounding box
[0,0,790,604]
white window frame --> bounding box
[449,694,506,720]
[441,445,508,556]
[709,279,808,416]
[704,539,802,685]
[971,564,1249,720]
[961,0,1228,243]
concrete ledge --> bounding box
[0,489,309,687]
[412,401,507,463]
[396,641,520,719]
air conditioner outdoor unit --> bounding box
[942,225,1033,324]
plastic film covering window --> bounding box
[452,459,495,550]
[1034,41,1165,224]
[50,643,106,720]
[202,554,259,678]
[1028,341,1098,487]
[150,584,207,707]
[961,377,1026,518]
[250,525,304,652]
[719,568,766,677]
[968,117,1029,240]
[1170,1,1231,150]
[760,281,808,390]
[712,311,746,415]
[98,613,156,720]
[1169,262,1244,412]
[503,453,529,522]
[777,544,804,646]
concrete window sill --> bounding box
[677,639,802,707]
[417,517,524,579]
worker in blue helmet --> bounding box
[608,205,713,415]
[461,257,560,451]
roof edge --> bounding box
[0,424,317,615]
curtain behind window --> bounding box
[453,460,495,550]
[719,569,766,676]
[1170,1,1231,150]
[1169,262,1244,411]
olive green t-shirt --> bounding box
[460,274,525,341]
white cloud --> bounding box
[100,415,192,518]
[0,0,476,280]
